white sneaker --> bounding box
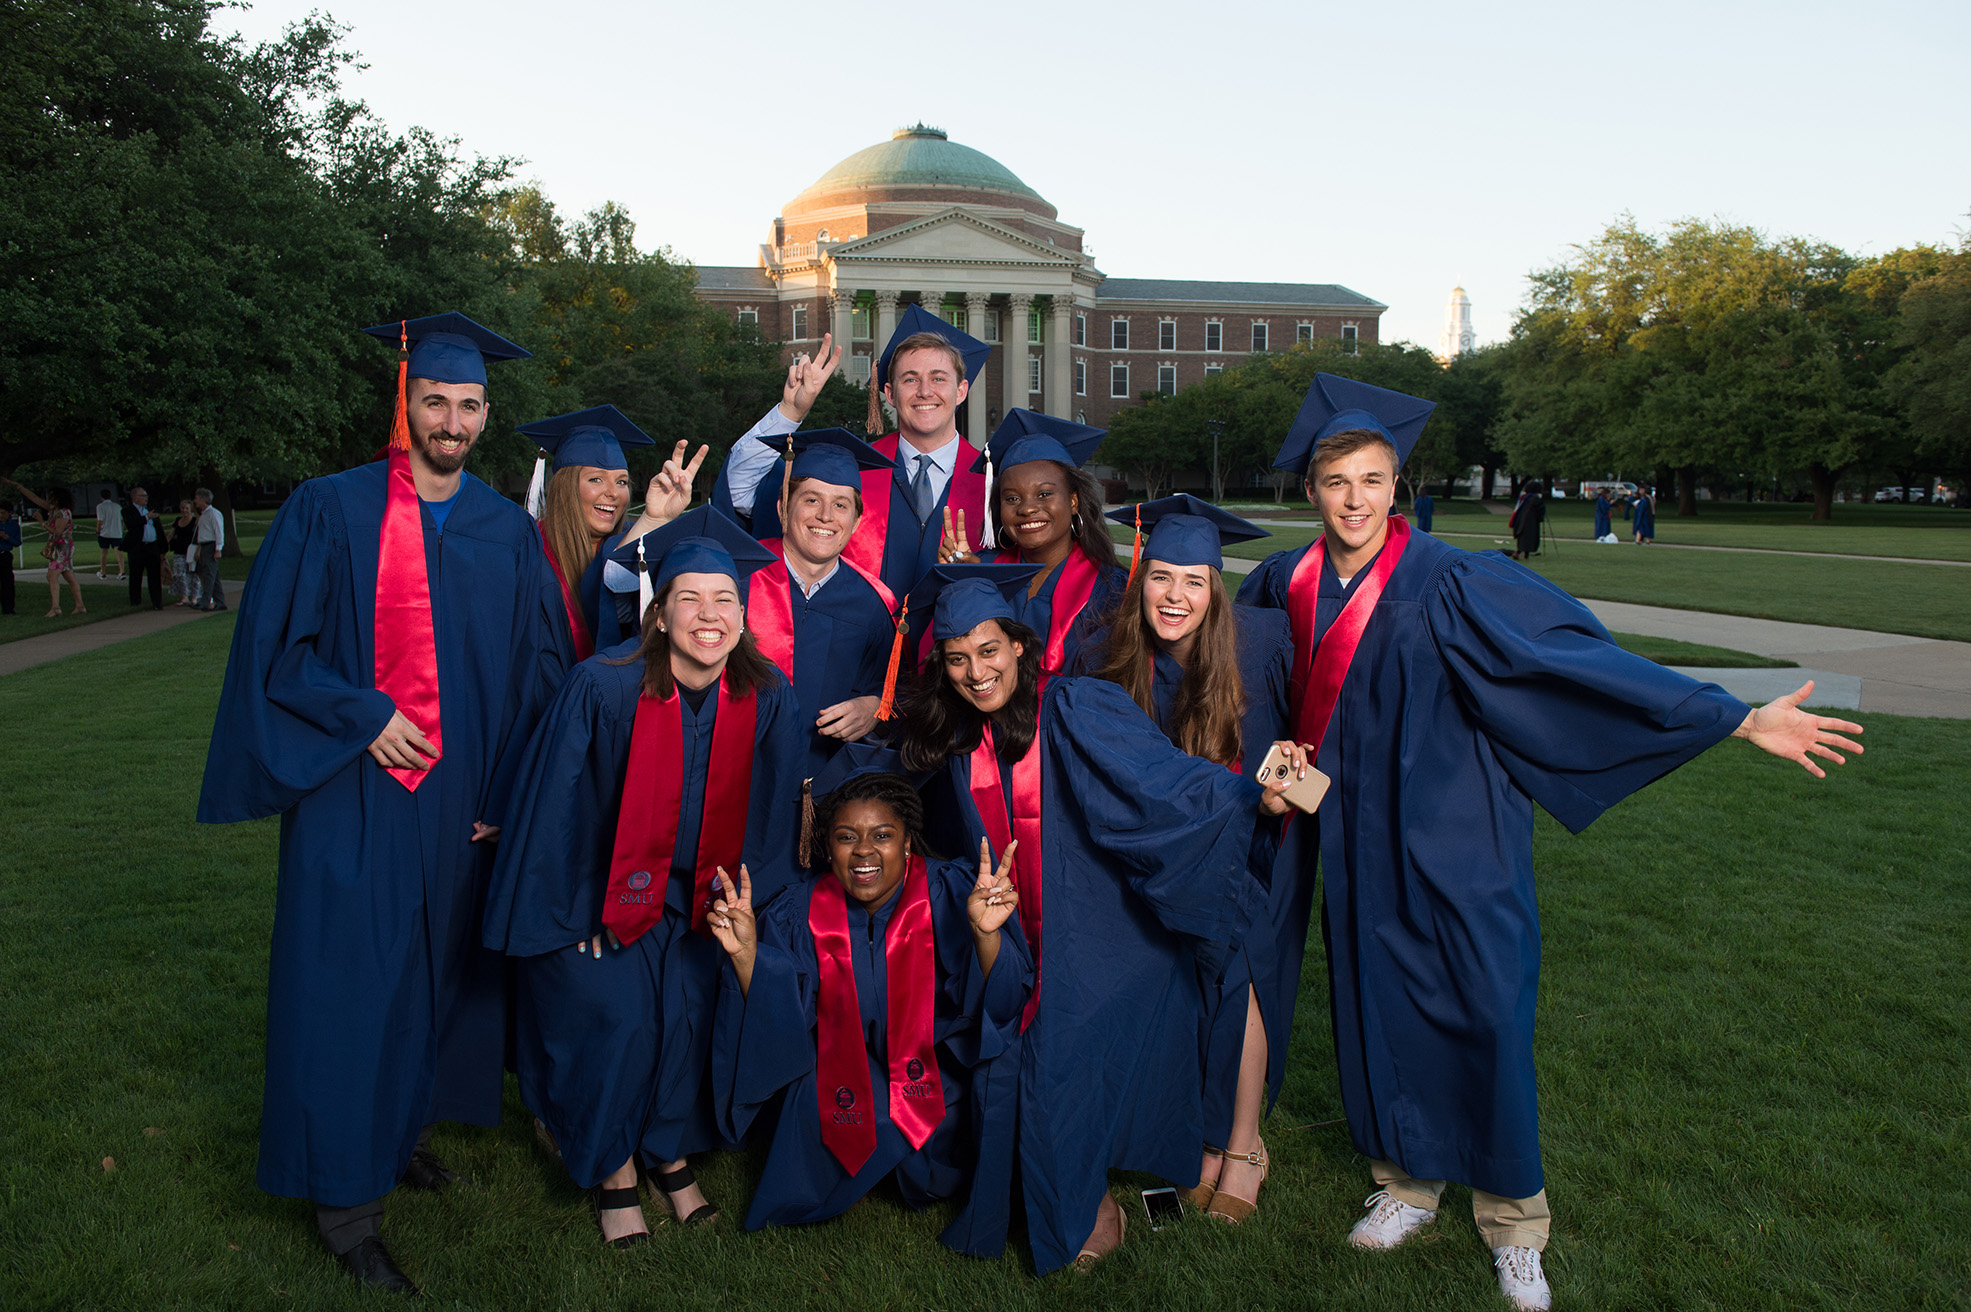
[1348,1189,1437,1250]
[1492,1245,1551,1310]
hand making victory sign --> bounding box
[780,332,844,422]
[966,837,1019,974]
[939,505,979,565]
[706,865,758,993]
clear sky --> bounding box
[223,0,1968,352]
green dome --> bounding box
[795,125,1042,202]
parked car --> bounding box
[1875,486,1918,503]
[1579,481,1639,501]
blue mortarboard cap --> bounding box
[516,404,655,472]
[905,564,1042,642]
[1272,373,1436,478]
[972,408,1106,475]
[361,312,530,388]
[607,505,776,595]
[807,740,931,797]
[876,303,991,391]
[1105,493,1270,572]
[786,427,899,490]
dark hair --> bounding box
[896,618,1043,772]
[990,460,1118,570]
[809,773,939,869]
[607,576,779,700]
[1089,563,1246,766]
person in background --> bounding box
[168,499,200,606]
[190,487,226,612]
[94,489,124,580]
[4,479,84,617]
[1632,485,1657,544]
[1592,489,1613,540]
[1413,488,1435,533]
[1509,485,1545,560]
[124,486,164,610]
[0,500,19,615]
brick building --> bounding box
[693,125,1383,438]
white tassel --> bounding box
[636,534,653,621]
[524,453,548,520]
[979,450,996,550]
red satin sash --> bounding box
[1286,514,1412,754]
[967,686,1047,1030]
[603,674,758,945]
[844,434,987,581]
[373,450,443,791]
[749,539,899,681]
[536,522,594,662]
[993,547,1100,674]
[810,857,943,1174]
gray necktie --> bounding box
[910,453,937,524]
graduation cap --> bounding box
[605,505,775,623]
[1271,373,1437,478]
[785,427,898,491]
[876,302,992,393]
[1106,492,1270,580]
[799,740,933,868]
[969,409,1107,548]
[516,404,656,519]
[905,564,1042,643]
[362,312,530,388]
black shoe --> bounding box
[647,1161,718,1226]
[400,1147,462,1192]
[334,1235,418,1295]
[592,1183,652,1249]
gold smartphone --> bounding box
[1255,744,1330,814]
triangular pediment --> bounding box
[830,209,1079,267]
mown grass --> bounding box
[1608,633,1794,669]
[1,618,1965,1310]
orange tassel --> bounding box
[1126,504,1143,586]
[875,599,909,721]
[866,366,884,436]
[388,320,411,453]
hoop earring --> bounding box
[1071,513,1083,536]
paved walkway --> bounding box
[1246,521,1970,567]
[0,605,218,677]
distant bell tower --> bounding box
[1437,285,1474,362]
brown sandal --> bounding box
[1206,1141,1269,1224]
[1181,1144,1222,1211]
[1073,1190,1127,1271]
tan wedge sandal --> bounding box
[1205,1140,1269,1224]
[1181,1144,1223,1212]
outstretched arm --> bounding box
[4,478,52,512]
[1733,681,1864,779]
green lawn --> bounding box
[1608,632,1794,669]
[1,618,1965,1310]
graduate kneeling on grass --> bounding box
[482,508,805,1247]
[705,744,1033,1229]
[1236,373,1867,1312]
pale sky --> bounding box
[225,0,1968,351]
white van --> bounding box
[1579,481,1639,501]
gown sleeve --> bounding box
[712,888,817,1144]
[1043,677,1268,944]
[197,481,396,823]
[737,676,808,909]
[481,526,577,827]
[927,860,1033,1067]
[1425,551,1752,834]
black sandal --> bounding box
[591,1184,650,1249]
[646,1162,719,1226]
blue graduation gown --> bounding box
[767,563,898,780]
[482,647,805,1186]
[928,677,1267,1274]
[196,464,573,1207]
[1592,495,1612,538]
[1413,494,1435,533]
[1003,549,1126,674]
[1632,497,1656,537]
[711,861,1033,1229]
[1236,531,1749,1198]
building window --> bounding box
[1297,323,1314,344]
[1112,319,1129,350]
[1028,356,1042,395]
[1076,410,1087,425]
[983,309,1001,343]
[1205,320,1222,352]
[1028,309,1043,344]
[1110,364,1130,398]
[737,309,758,327]
[1251,322,1268,353]
[948,306,967,333]
[791,305,809,339]
[1204,363,1222,377]
[851,306,871,340]
[850,353,871,381]
[1341,323,1359,353]
[1157,364,1176,394]
[1074,359,1086,396]
[1159,319,1177,351]
[1074,313,1086,346]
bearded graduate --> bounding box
[941,410,1124,675]
[1236,373,1865,1311]
[1078,495,1300,1225]
[704,744,1032,1230]
[482,507,805,1246]
[714,308,994,597]
[893,567,1302,1275]
[197,313,572,1292]
[743,429,910,778]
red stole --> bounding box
[993,547,1100,674]
[373,449,443,791]
[1286,514,1412,754]
[843,434,987,581]
[810,857,943,1174]
[536,522,594,662]
[748,539,898,680]
[966,688,1047,1030]
[603,673,758,945]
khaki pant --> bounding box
[1371,1159,1551,1251]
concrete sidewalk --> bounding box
[1240,521,1971,567]
[0,606,218,678]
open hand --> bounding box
[1733,681,1864,778]
[778,334,843,422]
[368,709,437,771]
[966,837,1020,937]
[939,505,978,565]
[707,865,756,959]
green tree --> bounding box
[1889,242,1971,501]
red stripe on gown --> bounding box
[993,547,1099,674]
[842,434,987,582]
[536,522,594,662]
[373,449,443,790]
[966,681,1047,1030]
[1286,514,1412,753]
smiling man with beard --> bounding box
[198,313,575,1295]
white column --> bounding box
[1048,295,1074,419]
[829,285,856,363]
[1005,293,1033,421]
[874,290,899,358]
[965,290,992,442]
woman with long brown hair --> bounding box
[894,564,1302,1274]
[483,507,804,1246]
[1082,494,1300,1225]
